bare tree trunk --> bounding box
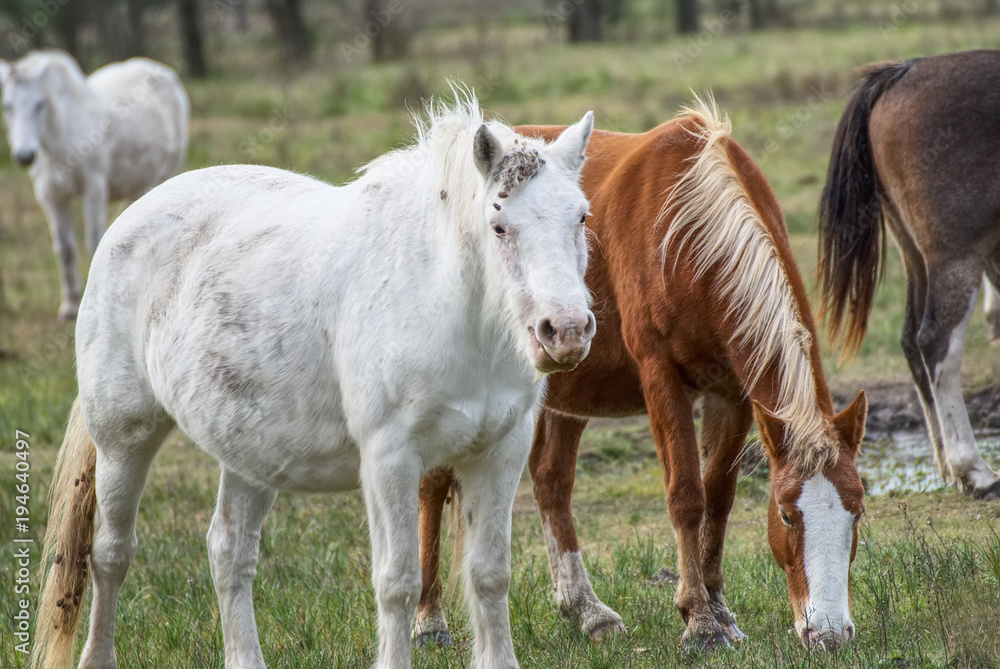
[366,0,411,61]
[676,0,700,33]
[265,0,311,63]
[178,0,208,77]
[51,1,81,61]
[126,0,147,56]
[568,0,604,42]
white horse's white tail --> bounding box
[33,399,97,669]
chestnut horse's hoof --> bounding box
[587,617,627,641]
[580,601,626,641]
[724,622,747,643]
[414,629,453,647]
[680,629,732,653]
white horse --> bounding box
[34,97,595,669]
[984,276,1000,343]
[0,50,188,321]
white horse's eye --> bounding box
[579,214,587,225]
[492,223,507,237]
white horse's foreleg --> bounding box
[453,424,531,669]
[360,438,422,669]
[207,469,277,669]
[83,179,109,254]
[36,193,81,321]
[79,439,166,668]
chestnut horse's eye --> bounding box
[492,224,506,237]
[780,510,794,527]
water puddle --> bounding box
[858,430,1000,495]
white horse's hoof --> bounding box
[414,629,453,647]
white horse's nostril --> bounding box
[537,318,558,345]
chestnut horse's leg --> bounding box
[638,359,726,650]
[530,409,625,639]
[697,392,753,643]
[414,467,455,646]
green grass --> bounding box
[3,11,1000,669]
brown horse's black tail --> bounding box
[818,59,914,356]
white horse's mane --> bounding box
[360,90,544,234]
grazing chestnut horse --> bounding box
[417,100,867,650]
[819,51,1000,499]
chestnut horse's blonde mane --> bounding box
[658,95,836,472]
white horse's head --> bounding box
[472,113,596,374]
[0,52,81,168]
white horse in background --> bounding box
[984,276,1000,343]
[34,96,595,669]
[0,50,188,321]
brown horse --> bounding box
[819,50,1000,500]
[417,100,867,650]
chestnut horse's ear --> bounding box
[473,124,503,179]
[548,110,593,173]
[833,390,867,457]
[752,400,787,462]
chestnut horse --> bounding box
[417,100,867,650]
[819,51,1000,499]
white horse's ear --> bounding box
[473,124,503,179]
[548,111,594,173]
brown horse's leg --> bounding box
[918,256,1000,496]
[414,466,455,645]
[698,392,753,643]
[530,409,626,639]
[891,221,950,480]
[639,359,723,650]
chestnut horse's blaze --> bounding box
[417,99,868,650]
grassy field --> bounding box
[3,10,1000,669]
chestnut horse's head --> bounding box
[754,391,867,649]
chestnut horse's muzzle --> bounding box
[801,620,854,650]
